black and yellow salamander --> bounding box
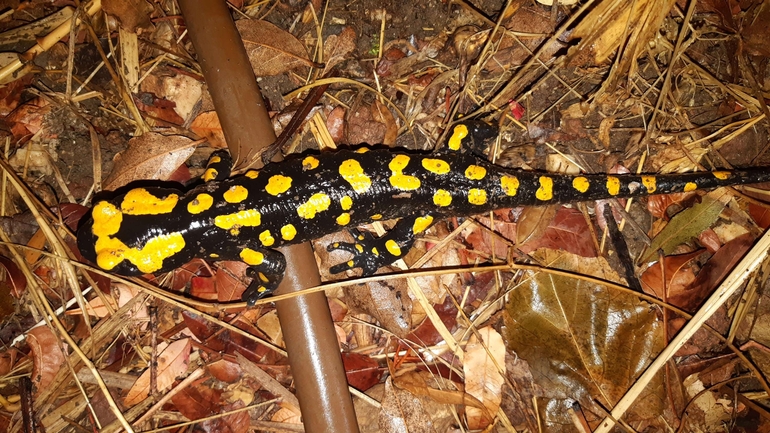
[77,121,770,305]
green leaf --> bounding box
[641,191,728,263]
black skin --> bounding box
[78,121,770,305]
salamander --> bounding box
[77,121,770,305]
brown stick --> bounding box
[176,2,358,432]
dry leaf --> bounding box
[272,406,303,424]
[124,338,192,406]
[256,310,283,346]
[323,27,356,76]
[140,74,203,121]
[103,0,153,32]
[598,116,615,148]
[103,133,196,190]
[76,284,149,329]
[190,111,227,149]
[464,327,505,429]
[393,370,486,410]
[342,352,382,391]
[237,20,317,76]
[27,326,66,396]
[370,100,398,145]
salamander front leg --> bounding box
[327,213,437,276]
[239,247,287,306]
[202,150,233,182]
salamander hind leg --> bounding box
[238,247,287,306]
[327,213,437,276]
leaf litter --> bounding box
[0,0,769,432]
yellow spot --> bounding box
[214,209,261,230]
[245,170,259,179]
[684,182,698,192]
[465,165,487,180]
[389,155,421,190]
[572,177,589,193]
[209,253,219,258]
[265,175,292,196]
[337,213,351,226]
[413,215,434,234]
[95,232,185,274]
[340,195,353,211]
[355,244,364,253]
[223,185,248,203]
[258,272,269,283]
[385,239,401,256]
[260,230,275,246]
[303,156,320,170]
[240,248,264,265]
[468,189,487,205]
[339,159,372,193]
[713,171,730,180]
[91,202,122,241]
[356,148,369,153]
[203,168,218,182]
[422,158,450,174]
[281,224,297,241]
[606,176,620,196]
[187,193,214,214]
[230,227,240,236]
[297,193,331,219]
[642,176,657,193]
[448,124,469,151]
[500,176,519,196]
[371,214,382,220]
[372,247,379,256]
[256,286,268,293]
[536,176,554,201]
[209,155,221,164]
[433,189,452,207]
[121,189,178,215]
[347,260,355,267]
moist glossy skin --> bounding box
[77,122,770,304]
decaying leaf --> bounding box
[504,271,666,429]
[124,338,192,406]
[103,133,197,190]
[516,205,557,245]
[342,352,382,391]
[344,279,412,338]
[463,327,505,429]
[237,20,319,76]
[520,207,597,258]
[380,377,454,433]
[640,250,702,300]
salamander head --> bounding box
[463,120,498,143]
[446,120,498,153]
[77,187,188,276]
